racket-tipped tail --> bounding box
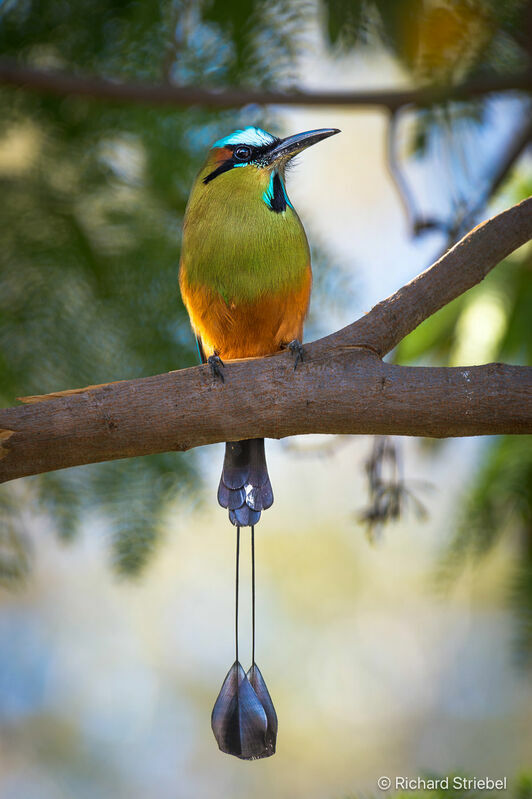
[217,439,274,526]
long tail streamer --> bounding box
[211,526,278,759]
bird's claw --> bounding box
[288,339,304,371]
[208,353,225,382]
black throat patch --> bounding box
[268,172,287,213]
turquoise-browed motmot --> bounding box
[179,125,339,527]
[179,125,339,759]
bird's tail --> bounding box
[217,439,274,526]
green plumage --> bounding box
[179,126,340,762]
[182,163,310,304]
[179,126,339,531]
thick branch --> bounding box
[0,358,530,483]
[0,199,531,484]
[315,196,532,358]
[0,59,531,110]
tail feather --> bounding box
[218,439,274,526]
[229,505,262,527]
[217,482,246,510]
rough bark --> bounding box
[0,356,531,483]
[0,198,531,485]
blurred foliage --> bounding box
[396,177,532,657]
[396,233,532,368]
[321,1,532,657]
[442,433,532,660]
[0,0,531,577]
[0,0,311,574]
[324,0,532,232]
[0,486,31,585]
[323,0,532,81]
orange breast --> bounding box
[179,265,312,360]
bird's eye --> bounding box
[233,145,251,161]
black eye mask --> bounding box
[203,139,281,185]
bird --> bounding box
[179,125,339,759]
[179,125,340,528]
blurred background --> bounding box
[0,1,531,797]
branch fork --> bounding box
[0,198,531,484]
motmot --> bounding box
[179,126,340,528]
[180,127,340,759]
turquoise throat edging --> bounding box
[262,171,293,212]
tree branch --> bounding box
[385,107,450,236]
[0,199,531,484]
[448,112,532,241]
[386,106,532,241]
[314,197,532,357]
[0,59,531,110]
[0,357,530,484]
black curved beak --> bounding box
[267,128,340,164]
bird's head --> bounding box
[195,126,340,213]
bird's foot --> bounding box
[287,339,304,371]
[208,353,225,382]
